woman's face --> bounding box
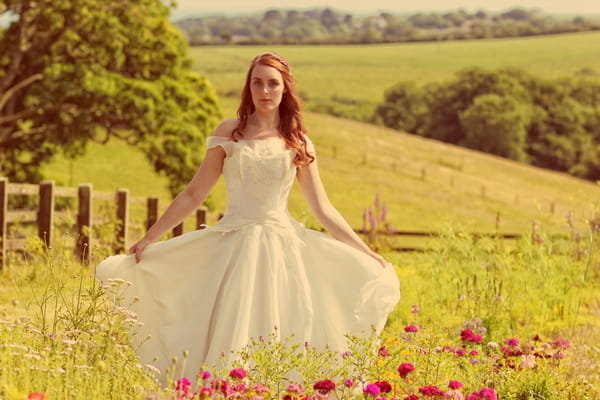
[250,64,285,112]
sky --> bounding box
[170,0,600,19]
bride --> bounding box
[96,51,400,382]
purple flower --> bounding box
[364,383,381,396]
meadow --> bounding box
[2,32,600,399]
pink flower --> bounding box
[412,305,420,314]
[477,388,497,400]
[313,380,336,394]
[344,380,354,387]
[521,354,536,369]
[198,387,213,398]
[364,383,381,396]
[448,381,463,390]
[469,350,479,356]
[211,379,230,396]
[552,339,569,350]
[229,368,247,380]
[176,377,192,395]
[287,384,304,394]
[446,390,465,400]
[199,370,212,380]
[419,385,444,397]
[504,338,519,347]
[233,383,248,392]
[254,383,269,394]
[404,325,419,333]
[455,349,466,357]
[403,396,419,400]
[375,381,392,393]
[398,362,415,378]
[460,329,483,343]
[378,345,391,357]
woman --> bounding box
[96,52,400,382]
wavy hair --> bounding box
[232,52,314,167]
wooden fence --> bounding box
[0,177,207,269]
[1,178,534,270]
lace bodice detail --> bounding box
[205,136,314,230]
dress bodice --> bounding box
[205,136,307,230]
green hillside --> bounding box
[43,95,600,243]
[189,31,600,108]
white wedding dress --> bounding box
[96,136,400,381]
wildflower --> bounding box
[344,380,354,387]
[378,345,391,357]
[375,381,392,393]
[469,350,478,356]
[403,396,419,400]
[341,351,352,358]
[313,380,336,394]
[460,329,482,343]
[199,370,211,380]
[397,362,415,378]
[455,349,466,357]
[448,381,463,390]
[254,383,269,394]
[551,339,569,350]
[198,387,213,398]
[175,377,192,396]
[477,388,497,400]
[521,354,536,369]
[25,393,47,400]
[412,305,420,314]
[234,383,248,392]
[469,358,480,364]
[486,342,499,350]
[364,383,381,396]
[229,368,247,380]
[211,379,230,396]
[532,334,542,341]
[504,338,519,347]
[419,385,444,397]
[287,384,304,394]
[404,325,418,333]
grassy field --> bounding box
[189,31,600,108]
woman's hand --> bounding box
[129,237,153,264]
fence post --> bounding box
[38,180,54,248]
[196,207,207,230]
[116,189,129,253]
[172,222,184,237]
[146,196,159,231]
[0,178,7,270]
[76,183,92,264]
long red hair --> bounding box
[233,52,314,167]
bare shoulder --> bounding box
[213,118,239,138]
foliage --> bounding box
[175,7,600,45]
[375,67,600,180]
[0,0,221,196]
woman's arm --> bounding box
[296,157,389,268]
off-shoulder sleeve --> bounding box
[206,136,233,157]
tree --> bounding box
[459,94,530,161]
[373,81,427,134]
[0,0,221,196]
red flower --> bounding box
[461,329,483,343]
[419,385,445,397]
[397,362,415,378]
[404,325,419,333]
[403,396,419,400]
[375,381,392,393]
[229,368,247,380]
[504,338,519,347]
[448,380,463,390]
[313,379,336,394]
[478,388,497,400]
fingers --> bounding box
[129,240,146,264]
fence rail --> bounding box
[0,177,208,269]
[1,178,535,270]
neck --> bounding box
[249,111,280,129]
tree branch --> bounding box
[0,0,32,92]
[0,124,52,148]
[0,73,43,112]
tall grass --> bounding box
[1,211,598,399]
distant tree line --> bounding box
[374,68,600,181]
[176,8,600,45]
